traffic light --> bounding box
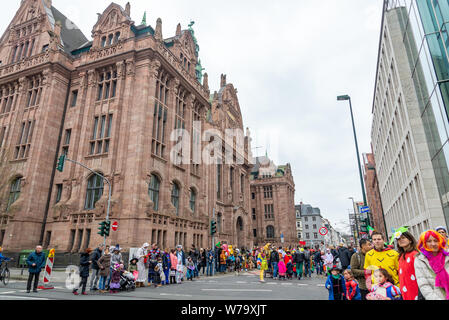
[104,221,111,237]
[360,218,368,233]
[211,220,217,235]
[56,155,66,172]
[98,221,107,237]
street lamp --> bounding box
[337,95,369,226]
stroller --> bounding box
[119,271,136,291]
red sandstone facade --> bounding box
[0,1,254,254]
[250,156,297,247]
[363,152,387,239]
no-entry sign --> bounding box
[111,221,118,231]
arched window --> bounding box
[107,34,113,46]
[84,174,104,210]
[148,174,160,211]
[266,226,275,239]
[237,217,243,231]
[190,188,196,214]
[114,32,121,43]
[101,36,106,47]
[7,177,22,210]
[171,182,180,216]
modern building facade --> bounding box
[298,202,324,248]
[371,0,448,240]
[250,156,297,247]
[363,152,387,238]
[0,0,254,255]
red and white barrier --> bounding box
[38,249,55,290]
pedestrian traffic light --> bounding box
[211,220,217,235]
[104,220,111,237]
[56,155,66,172]
[98,221,107,237]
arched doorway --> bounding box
[236,217,244,248]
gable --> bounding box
[92,3,132,35]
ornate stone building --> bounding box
[250,156,296,247]
[0,0,253,255]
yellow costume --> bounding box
[364,248,399,286]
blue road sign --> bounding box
[360,206,370,213]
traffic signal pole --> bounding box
[61,157,112,247]
[212,208,215,276]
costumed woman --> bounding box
[136,243,149,287]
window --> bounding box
[313,224,317,229]
[101,36,106,47]
[71,90,78,107]
[14,120,35,159]
[114,32,120,43]
[152,70,169,158]
[55,184,63,204]
[26,76,43,107]
[305,225,309,230]
[264,204,274,219]
[230,167,235,200]
[263,186,273,199]
[7,177,21,210]
[171,182,180,216]
[252,208,256,220]
[251,193,255,200]
[217,163,222,200]
[190,189,196,214]
[253,229,257,238]
[44,231,51,249]
[42,44,49,52]
[84,174,104,210]
[240,174,245,193]
[97,68,117,101]
[0,127,7,149]
[314,233,318,239]
[217,213,222,233]
[148,174,160,211]
[89,114,113,155]
[304,217,308,222]
[108,34,113,46]
[266,226,275,238]
[0,84,17,114]
[312,217,316,222]
[306,233,310,239]
[191,102,201,175]
[174,87,187,163]
[62,129,71,156]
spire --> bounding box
[141,11,147,26]
[176,23,181,37]
[155,18,163,41]
[125,2,131,16]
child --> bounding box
[155,258,164,287]
[128,258,138,282]
[278,259,287,280]
[109,264,122,293]
[367,269,402,300]
[186,257,195,281]
[343,269,361,300]
[286,260,294,280]
[325,266,346,300]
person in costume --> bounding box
[364,231,399,286]
[169,249,178,284]
[325,266,345,300]
[109,263,122,294]
[414,230,449,300]
[135,243,149,287]
[278,258,287,280]
[350,238,372,299]
[392,227,419,300]
[259,245,269,282]
[343,269,361,300]
[322,249,334,275]
[366,268,402,300]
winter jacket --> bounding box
[110,252,123,266]
[364,248,399,286]
[97,253,111,277]
[350,251,367,290]
[90,248,102,270]
[0,253,11,264]
[414,252,449,300]
[26,251,46,274]
[270,251,279,263]
[313,251,322,263]
[325,275,346,300]
[293,252,305,263]
[278,261,287,275]
[338,247,352,268]
[207,250,215,264]
[162,253,171,271]
[79,253,91,278]
[170,253,178,270]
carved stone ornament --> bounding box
[149,59,161,78]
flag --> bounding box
[215,242,221,248]
[367,226,375,237]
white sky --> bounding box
[0,0,385,234]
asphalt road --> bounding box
[0,270,328,300]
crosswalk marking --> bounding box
[0,291,17,294]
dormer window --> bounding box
[114,32,120,43]
[108,34,113,46]
[101,36,106,47]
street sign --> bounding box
[111,221,118,232]
[281,233,285,243]
[360,206,370,213]
[319,227,328,236]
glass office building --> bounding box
[387,0,449,228]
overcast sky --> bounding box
[1,0,384,234]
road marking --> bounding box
[202,289,272,292]
[281,283,292,285]
[236,281,247,284]
[160,293,193,297]
[317,284,325,287]
[0,295,49,300]
[297,284,309,286]
[0,291,17,294]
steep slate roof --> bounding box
[44,2,89,55]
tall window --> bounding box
[97,68,117,101]
[148,174,160,211]
[217,163,222,200]
[114,32,121,43]
[217,213,222,233]
[0,126,6,149]
[71,90,78,107]
[174,87,187,163]
[230,167,235,200]
[152,70,169,158]
[14,120,35,159]
[0,84,17,114]
[62,129,71,156]
[26,76,43,108]
[264,204,274,219]
[7,177,21,210]
[266,226,275,239]
[263,186,273,199]
[84,174,104,210]
[89,114,113,155]
[171,182,180,216]
[191,102,201,175]
[240,174,245,194]
[55,184,63,204]
[190,188,196,214]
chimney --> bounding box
[203,72,209,91]
[220,74,226,88]
[125,2,131,16]
[155,18,163,41]
[176,23,181,37]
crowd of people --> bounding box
[2,224,447,300]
